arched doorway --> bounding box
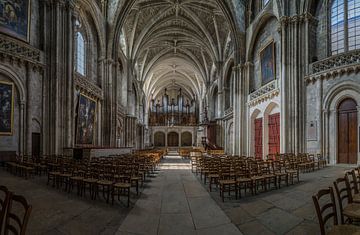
[254,118,263,159]
[154,132,165,147]
[168,132,179,147]
[338,98,358,164]
[181,132,192,146]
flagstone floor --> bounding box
[0,157,354,235]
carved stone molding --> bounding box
[0,34,44,69]
[248,80,279,107]
[305,50,360,84]
[74,74,103,100]
[223,107,233,120]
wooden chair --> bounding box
[346,171,360,204]
[249,163,266,194]
[333,177,360,224]
[112,177,131,207]
[0,186,10,233]
[218,163,237,202]
[312,187,360,235]
[272,161,288,188]
[208,160,220,192]
[4,194,32,235]
[236,167,254,197]
[317,153,327,168]
[260,162,277,190]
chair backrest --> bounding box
[333,177,352,224]
[4,194,32,235]
[347,170,359,196]
[312,187,338,235]
[0,186,10,233]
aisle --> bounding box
[116,155,242,235]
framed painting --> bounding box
[260,41,276,85]
[76,93,96,145]
[0,81,14,135]
[0,0,31,42]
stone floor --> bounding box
[117,155,241,235]
[201,164,353,235]
[0,167,141,235]
[0,158,354,235]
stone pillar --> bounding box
[279,14,317,154]
[26,63,33,156]
[19,102,25,157]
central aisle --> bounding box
[116,155,242,235]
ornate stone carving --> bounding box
[248,80,279,107]
[74,74,103,100]
[0,34,43,67]
[305,49,360,84]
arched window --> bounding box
[76,32,86,75]
[331,0,360,55]
[263,0,270,6]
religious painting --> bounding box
[0,0,31,41]
[76,94,96,145]
[0,81,14,135]
[260,41,276,85]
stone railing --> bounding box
[0,34,43,66]
[306,49,360,83]
[224,107,233,116]
[74,74,103,100]
[248,80,279,107]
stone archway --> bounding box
[167,132,179,147]
[154,132,165,147]
[323,82,360,165]
[181,132,192,147]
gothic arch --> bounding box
[0,65,25,102]
[322,81,360,165]
[246,14,280,61]
[77,0,106,57]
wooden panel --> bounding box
[338,113,349,164]
[168,132,179,147]
[338,98,358,164]
[268,113,280,155]
[348,111,358,164]
[254,118,263,159]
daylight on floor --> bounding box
[1,0,360,234]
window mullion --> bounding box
[344,0,349,52]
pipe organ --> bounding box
[149,88,197,126]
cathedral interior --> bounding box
[1,0,360,234]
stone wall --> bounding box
[250,17,280,92]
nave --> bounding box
[0,153,355,235]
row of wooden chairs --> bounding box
[45,153,161,207]
[0,186,32,235]
[312,168,360,234]
[192,155,300,201]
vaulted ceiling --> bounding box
[118,0,235,102]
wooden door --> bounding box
[254,118,263,159]
[168,132,179,147]
[268,113,280,155]
[338,99,358,164]
[32,133,41,158]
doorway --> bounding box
[268,113,280,155]
[32,133,41,158]
[254,118,263,159]
[168,132,179,147]
[338,98,358,164]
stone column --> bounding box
[279,14,316,154]
[26,63,33,156]
[19,102,25,157]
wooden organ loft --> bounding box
[149,88,198,126]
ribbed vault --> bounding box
[118,0,235,105]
